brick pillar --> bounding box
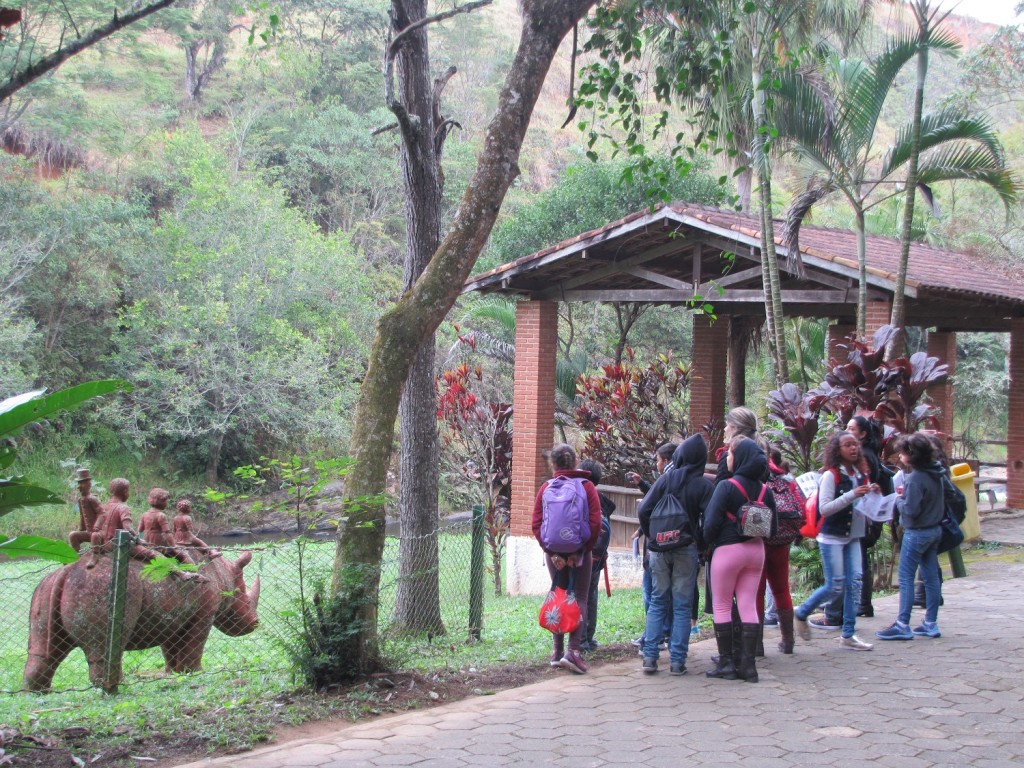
[865,300,892,339]
[691,315,728,454]
[828,322,855,366]
[510,300,558,538]
[926,330,957,444]
[1007,320,1024,508]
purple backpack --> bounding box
[540,476,591,554]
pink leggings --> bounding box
[710,539,766,623]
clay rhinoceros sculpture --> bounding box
[24,550,261,692]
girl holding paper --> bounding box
[794,431,879,651]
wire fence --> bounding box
[1,515,482,697]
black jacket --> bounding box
[638,435,713,551]
[704,438,777,549]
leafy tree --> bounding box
[330,0,599,676]
[487,155,724,269]
[0,0,176,103]
[110,132,372,486]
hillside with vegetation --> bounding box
[1,0,1022,532]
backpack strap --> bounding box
[728,477,750,501]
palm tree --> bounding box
[629,0,871,385]
[778,43,1020,336]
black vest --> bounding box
[819,469,862,538]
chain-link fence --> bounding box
[1,514,483,697]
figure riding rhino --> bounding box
[24,550,260,692]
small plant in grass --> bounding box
[207,454,387,687]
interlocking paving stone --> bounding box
[174,546,1024,768]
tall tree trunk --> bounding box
[750,19,788,387]
[391,0,444,634]
[890,1,930,358]
[330,0,597,674]
[856,207,868,337]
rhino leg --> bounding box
[162,620,213,673]
[24,569,75,693]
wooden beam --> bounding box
[699,266,763,291]
[558,288,854,303]
[620,266,691,291]
[537,239,691,297]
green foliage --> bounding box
[485,155,724,270]
[139,554,199,582]
[0,533,78,562]
[108,132,375,481]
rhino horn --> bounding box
[234,550,253,570]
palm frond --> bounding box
[881,108,1005,179]
[783,184,835,254]
[914,145,1022,209]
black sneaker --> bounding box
[642,657,658,674]
[670,662,687,676]
[809,615,842,631]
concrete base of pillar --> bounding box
[504,535,645,596]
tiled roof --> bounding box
[466,202,1024,308]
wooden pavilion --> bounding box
[462,202,1024,594]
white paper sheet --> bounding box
[856,491,897,523]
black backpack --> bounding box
[943,474,968,525]
[647,492,691,552]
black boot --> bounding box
[755,621,765,658]
[737,623,759,683]
[706,622,737,680]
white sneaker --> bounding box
[839,635,873,651]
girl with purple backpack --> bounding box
[532,443,603,674]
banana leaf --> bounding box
[0,535,79,563]
[0,477,64,516]
[0,380,131,438]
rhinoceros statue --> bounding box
[24,550,260,692]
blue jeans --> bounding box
[899,526,942,625]
[643,545,698,665]
[796,540,863,638]
[642,559,672,639]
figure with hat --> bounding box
[68,468,103,553]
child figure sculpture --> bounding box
[173,499,221,560]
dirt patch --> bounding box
[1,645,639,768]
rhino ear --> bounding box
[234,550,253,570]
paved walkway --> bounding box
[177,546,1024,768]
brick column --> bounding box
[691,315,728,454]
[926,330,957,444]
[828,322,855,365]
[865,300,892,338]
[510,300,558,538]
[1007,319,1024,508]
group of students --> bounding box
[533,407,952,679]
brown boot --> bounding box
[777,608,795,654]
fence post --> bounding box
[469,503,485,641]
[947,545,968,579]
[103,530,131,694]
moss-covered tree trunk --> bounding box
[391,0,444,636]
[331,0,598,673]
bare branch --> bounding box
[0,0,175,102]
[386,0,492,61]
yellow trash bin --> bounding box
[950,463,981,542]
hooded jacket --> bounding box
[704,438,777,549]
[637,435,713,552]
[897,461,947,529]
